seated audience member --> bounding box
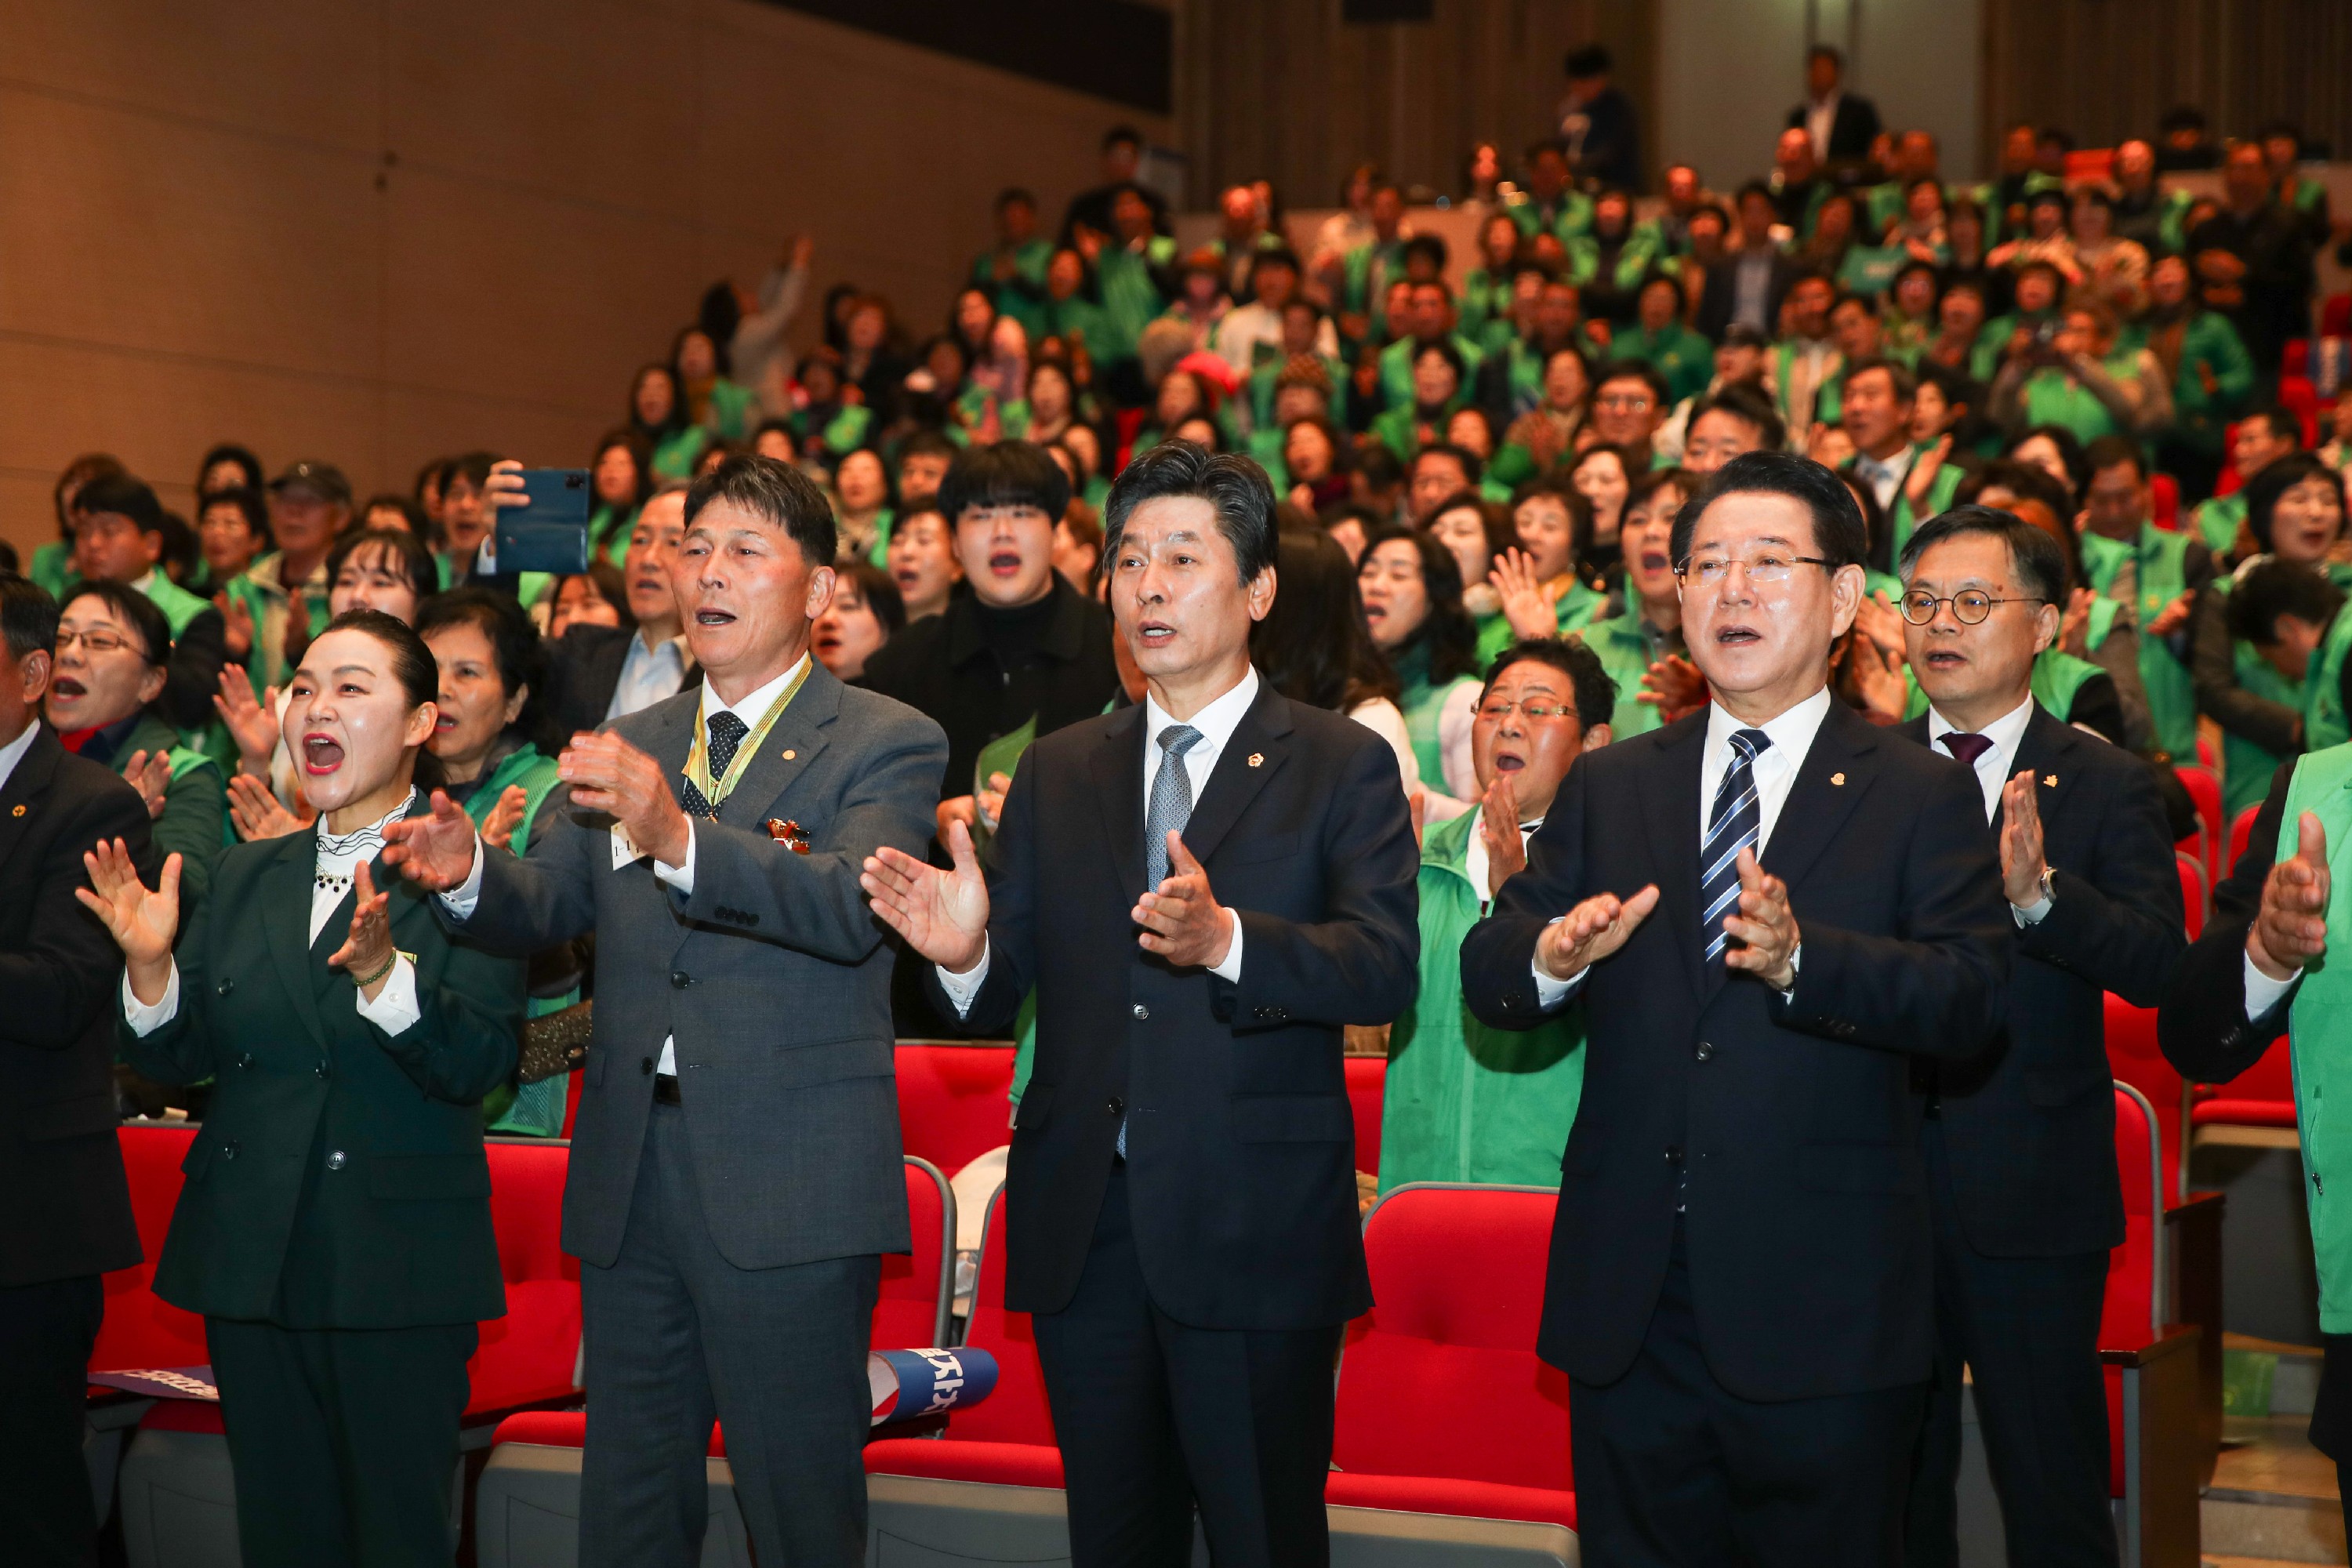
[813,561,904,683]
[192,485,270,600]
[857,440,1117,833]
[1838,357,1942,564]
[2192,405,2302,562]
[1679,381,1787,476]
[831,448,895,567]
[241,459,348,696]
[2076,437,2213,760]
[1051,502,1103,592]
[1586,361,1670,472]
[546,561,631,639]
[1373,339,1474,464]
[1497,479,1606,642]
[541,484,691,739]
[1405,442,1482,527]
[1382,637,1617,1190]
[1697,183,1801,342]
[885,505,962,622]
[895,429,959,514]
[1252,529,1419,790]
[1279,414,1352,513]
[1770,272,1845,437]
[48,583,227,895]
[1568,442,1635,579]
[34,452,123,601]
[68,472,229,733]
[1494,344,1592,485]
[1574,467,1700,739]
[1987,298,2172,448]
[1924,277,1996,383]
[2146,254,2256,507]
[2193,454,2350,815]
[587,428,653,568]
[1427,493,1519,656]
[750,418,797,463]
[1479,274,1598,426]
[2231,560,2352,757]
[2005,424,2092,510]
[1618,274,1715,407]
[1359,525,1483,815]
[2189,140,2316,383]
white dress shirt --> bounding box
[1465,818,1543,910]
[0,719,41,794]
[1926,695,2054,925]
[1852,445,1913,516]
[127,791,422,1037]
[1806,92,1842,162]
[606,630,691,721]
[444,655,808,1074]
[938,668,1260,1014]
[1534,688,1833,1006]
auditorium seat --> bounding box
[2149,472,2179,532]
[1346,1054,1386,1175]
[2323,293,2352,341]
[2174,764,2223,882]
[2103,995,2186,1207]
[2189,1036,2297,1136]
[2101,1083,2201,1565]
[562,1068,583,1139]
[894,1040,1015,1178]
[2176,852,2206,940]
[2280,376,2321,448]
[92,1125,209,1380]
[879,1156,956,1351]
[2228,803,2262,876]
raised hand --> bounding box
[1535,884,1661,982]
[976,771,1013,833]
[862,819,989,974]
[1479,772,1526,898]
[122,749,172,821]
[1998,770,2049,907]
[1637,654,1708,724]
[325,863,397,998]
[558,731,689,868]
[1904,435,1954,509]
[216,592,255,660]
[75,838,181,1002]
[380,789,481,891]
[213,670,281,775]
[1721,848,1800,990]
[1132,833,1233,968]
[2250,811,2332,982]
[480,784,529,851]
[227,773,308,842]
[2058,587,2095,659]
[1489,547,1559,641]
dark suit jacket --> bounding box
[0,729,152,1287]
[1788,95,1883,162]
[927,680,1418,1330]
[1900,706,2183,1257]
[2160,760,2295,1082]
[161,605,228,735]
[119,805,525,1327]
[541,623,696,741]
[1696,252,1802,343]
[448,662,946,1272]
[1460,700,2011,1401]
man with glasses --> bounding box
[1893,506,2183,1566]
[1461,451,2010,1564]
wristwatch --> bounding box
[2036,866,2057,907]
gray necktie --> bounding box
[1145,724,1204,890]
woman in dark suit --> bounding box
[80,608,524,1567]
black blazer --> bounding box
[1788,95,1883,162]
[927,681,1418,1330]
[2160,760,2296,1083]
[1899,706,2183,1257]
[1695,253,1803,344]
[0,729,154,1287]
[542,623,695,742]
[1460,700,2011,1401]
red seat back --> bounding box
[2325,294,2352,340]
[1334,1185,1570,1494]
[1346,1055,1386,1174]
[2103,995,2183,1204]
[2281,376,2321,447]
[2103,1084,2164,1352]
[2175,765,2223,878]
[2150,472,2180,532]
[93,1126,208,1374]
[2176,853,2207,940]
[894,1043,1014,1177]
[2065,149,2116,182]
[951,1185,1057,1446]
[562,1069,583,1139]
[2229,804,2263,875]
[877,1157,953,1351]
[483,1140,575,1286]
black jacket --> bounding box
[1787,95,1883,162]
[2160,760,2296,1083]
[927,681,1418,1329]
[541,623,695,742]
[0,729,154,1287]
[1461,701,2011,1400]
[1696,252,1803,343]
[1899,706,2184,1257]
[857,578,1121,804]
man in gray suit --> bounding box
[384,455,946,1566]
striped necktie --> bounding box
[1700,728,1773,962]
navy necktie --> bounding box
[1700,729,1773,962]
[679,710,749,819]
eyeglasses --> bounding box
[1595,393,1654,412]
[1899,590,2049,625]
[55,628,136,655]
[1675,551,1834,585]
[1475,699,1575,721]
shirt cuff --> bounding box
[122,963,181,1037]
[935,938,992,1018]
[2011,892,2054,927]
[1533,919,1586,1007]
[1208,913,1243,982]
[437,833,487,919]
[654,823,696,895]
[355,954,420,1036]
[2245,950,2299,1021]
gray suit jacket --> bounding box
[448,659,948,1271]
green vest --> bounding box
[461,745,574,1138]
[1572,609,1668,739]
[2194,492,2247,559]
[1619,322,1715,405]
[2169,312,2256,459]
[2305,605,2352,755]
[1377,333,1485,415]
[651,424,710,480]
[138,572,212,639]
[1878,455,1965,564]
[30,539,75,602]
[1399,663,1479,797]
[2230,637,2305,818]
[1381,808,1585,1191]
[2020,365,2122,446]
[2080,524,2199,759]
[2278,745,2352,1330]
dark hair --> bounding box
[1408,338,1468,404]
[1594,358,1671,410]
[416,586,550,752]
[1252,529,1399,713]
[1672,450,1868,569]
[1896,503,2069,606]
[2245,453,2349,554]
[1430,491,1515,574]
[311,608,444,789]
[197,443,265,499]
[1512,478,1597,575]
[557,561,635,631]
[358,492,436,548]
[1688,384,1788,452]
[1403,236,1451,278]
[836,561,906,637]
[1360,524,1480,682]
[199,485,275,554]
[1352,443,1406,496]
[1912,360,1977,416]
[1481,635,1617,731]
[2008,425,2092,503]
[53,454,125,540]
[684,453,839,566]
[1838,354,1916,401]
[628,363,687,440]
[1953,457,2078,531]
[696,283,741,374]
[1103,439,1278,586]
[750,417,797,460]
[325,526,437,607]
[72,472,165,535]
[0,575,60,663]
[2160,104,2208,135]
[2230,557,2347,645]
[1413,441,1483,488]
[896,428,961,476]
[1733,179,1775,210]
[938,440,1073,528]
[443,451,499,493]
[2083,434,2147,481]
[1102,124,1142,151]
[1563,43,1612,78]
[62,579,173,668]
[1807,43,1843,69]
[2242,405,2307,450]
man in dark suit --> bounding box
[1788,44,1882,166]
[1697,184,1804,343]
[862,440,1418,1567]
[0,574,153,1566]
[1892,508,2184,1568]
[1460,451,2012,1565]
[384,457,946,1568]
[543,484,695,738]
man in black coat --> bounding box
[863,440,1418,1568]
[1696,185,1805,343]
[0,574,154,1566]
[543,486,695,738]
[1788,45,1882,165]
[1892,508,2184,1568]
[1460,452,2012,1565]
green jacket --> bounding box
[2080,524,2200,759]
[1572,608,1671,739]
[1616,321,1715,406]
[1505,192,1595,245]
[1380,808,1584,1191]
[1377,332,1486,416]
[117,813,526,1328]
[1340,238,1410,319]
[109,710,228,899]
[2277,746,2352,1330]
[2305,604,2352,755]
[30,539,74,602]
[1459,268,1519,349]
[973,238,1054,343]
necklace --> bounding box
[314,789,414,896]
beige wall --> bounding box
[0,0,1170,560]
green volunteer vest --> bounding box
[1572,609,1667,739]
[1900,654,2100,728]
[2229,639,2305,818]
[1396,641,1478,797]
[30,540,75,602]
[2079,524,2199,759]
[463,744,573,1138]
[2277,745,2352,1331]
[2194,493,2247,559]
[2304,606,2352,754]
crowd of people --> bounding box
[7,37,2352,1568]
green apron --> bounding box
[1573,609,1669,740]
[2080,524,2199,759]
[2277,745,2352,1331]
[1380,808,1586,1191]
[2304,606,2352,754]
[461,745,572,1137]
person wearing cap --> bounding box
[244,460,350,694]
[67,472,228,735]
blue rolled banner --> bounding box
[868,1347,999,1425]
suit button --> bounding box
[1695,1042,1713,1062]
[220,1141,238,1161]
[1108,1097,1124,1116]
[238,1052,255,1069]
[325,1150,347,1171]
[1664,1146,1684,1166]
[641,1057,655,1076]
[670,971,690,989]
[216,978,234,997]
[1131,1004,1149,1021]
[314,1063,329,1080]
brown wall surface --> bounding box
[0,0,1168,558]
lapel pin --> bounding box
[2044,774,2057,787]
[1247,753,1264,768]
[1830,771,1846,786]
[9,804,20,816]
[781,748,797,761]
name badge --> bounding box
[611,822,648,869]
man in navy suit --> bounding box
[1461,451,2011,1565]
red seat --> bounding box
[562,1068,584,1139]
[2150,472,2179,532]
[92,1126,209,1380]
[2285,340,2311,380]
[2325,293,2352,341]
[894,1042,1014,1178]
[877,1157,955,1351]
[2229,803,2262,876]
[2176,853,2207,940]
[2174,764,2223,881]
[2281,376,2321,448]
[1345,1055,1385,1175]
[2190,1035,2297,1131]
[2104,996,2185,1206]
[1327,1185,1573,1529]
[2103,1085,2164,1497]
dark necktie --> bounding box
[1700,729,1773,962]
[1940,731,1993,771]
[679,710,750,819]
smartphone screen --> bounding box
[496,469,592,575]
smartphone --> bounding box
[495,469,591,575]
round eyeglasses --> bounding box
[1899,590,2049,626]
